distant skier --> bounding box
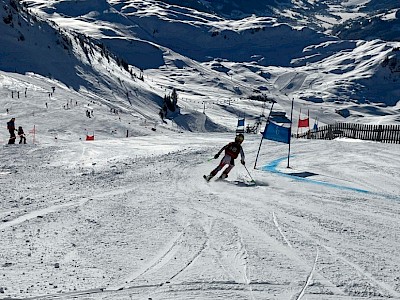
[204,133,246,181]
[7,117,16,144]
[18,126,26,144]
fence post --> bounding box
[377,125,382,142]
[328,125,333,140]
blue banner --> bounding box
[270,115,291,123]
[263,121,291,144]
[237,119,245,127]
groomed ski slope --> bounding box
[1,133,399,300]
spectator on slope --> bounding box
[204,133,246,181]
[18,126,26,144]
[7,117,16,144]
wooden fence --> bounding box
[297,123,400,144]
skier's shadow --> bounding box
[231,180,268,187]
[286,171,318,178]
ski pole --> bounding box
[243,164,256,183]
[207,154,219,162]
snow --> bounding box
[1,69,400,299]
[1,0,400,299]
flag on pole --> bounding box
[298,118,309,128]
[28,126,36,134]
[254,98,294,170]
[29,125,36,144]
[263,121,291,144]
[236,118,245,133]
[298,109,310,128]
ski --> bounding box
[203,175,211,182]
[203,175,256,186]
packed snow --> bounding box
[1,70,400,300]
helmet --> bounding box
[235,133,244,143]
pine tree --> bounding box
[171,88,178,111]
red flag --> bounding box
[29,125,36,144]
[298,118,309,128]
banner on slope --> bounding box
[236,118,245,133]
[254,99,294,169]
[262,121,291,144]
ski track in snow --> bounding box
[295,248,320,300]
[270,211,348,298]
[272,211,293,248]
[163,148,400,299]
[115,231,187,288]
[322,245,400,298]
[0,199,88,230]
[185,203,308,298]
[104,150,259,298]
[1,137,400,299]
[279,209,400,298]
[118,223,209,291]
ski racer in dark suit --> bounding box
[204,133,245,181]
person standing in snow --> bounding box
[17,126,26,144]
[7,117,16,144]
[204,133,246,181]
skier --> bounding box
[7,117,16,144]
[18,126,26,144]
[204,133,246,181]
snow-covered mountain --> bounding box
[161,0,400,40]
[1,0,400,131]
